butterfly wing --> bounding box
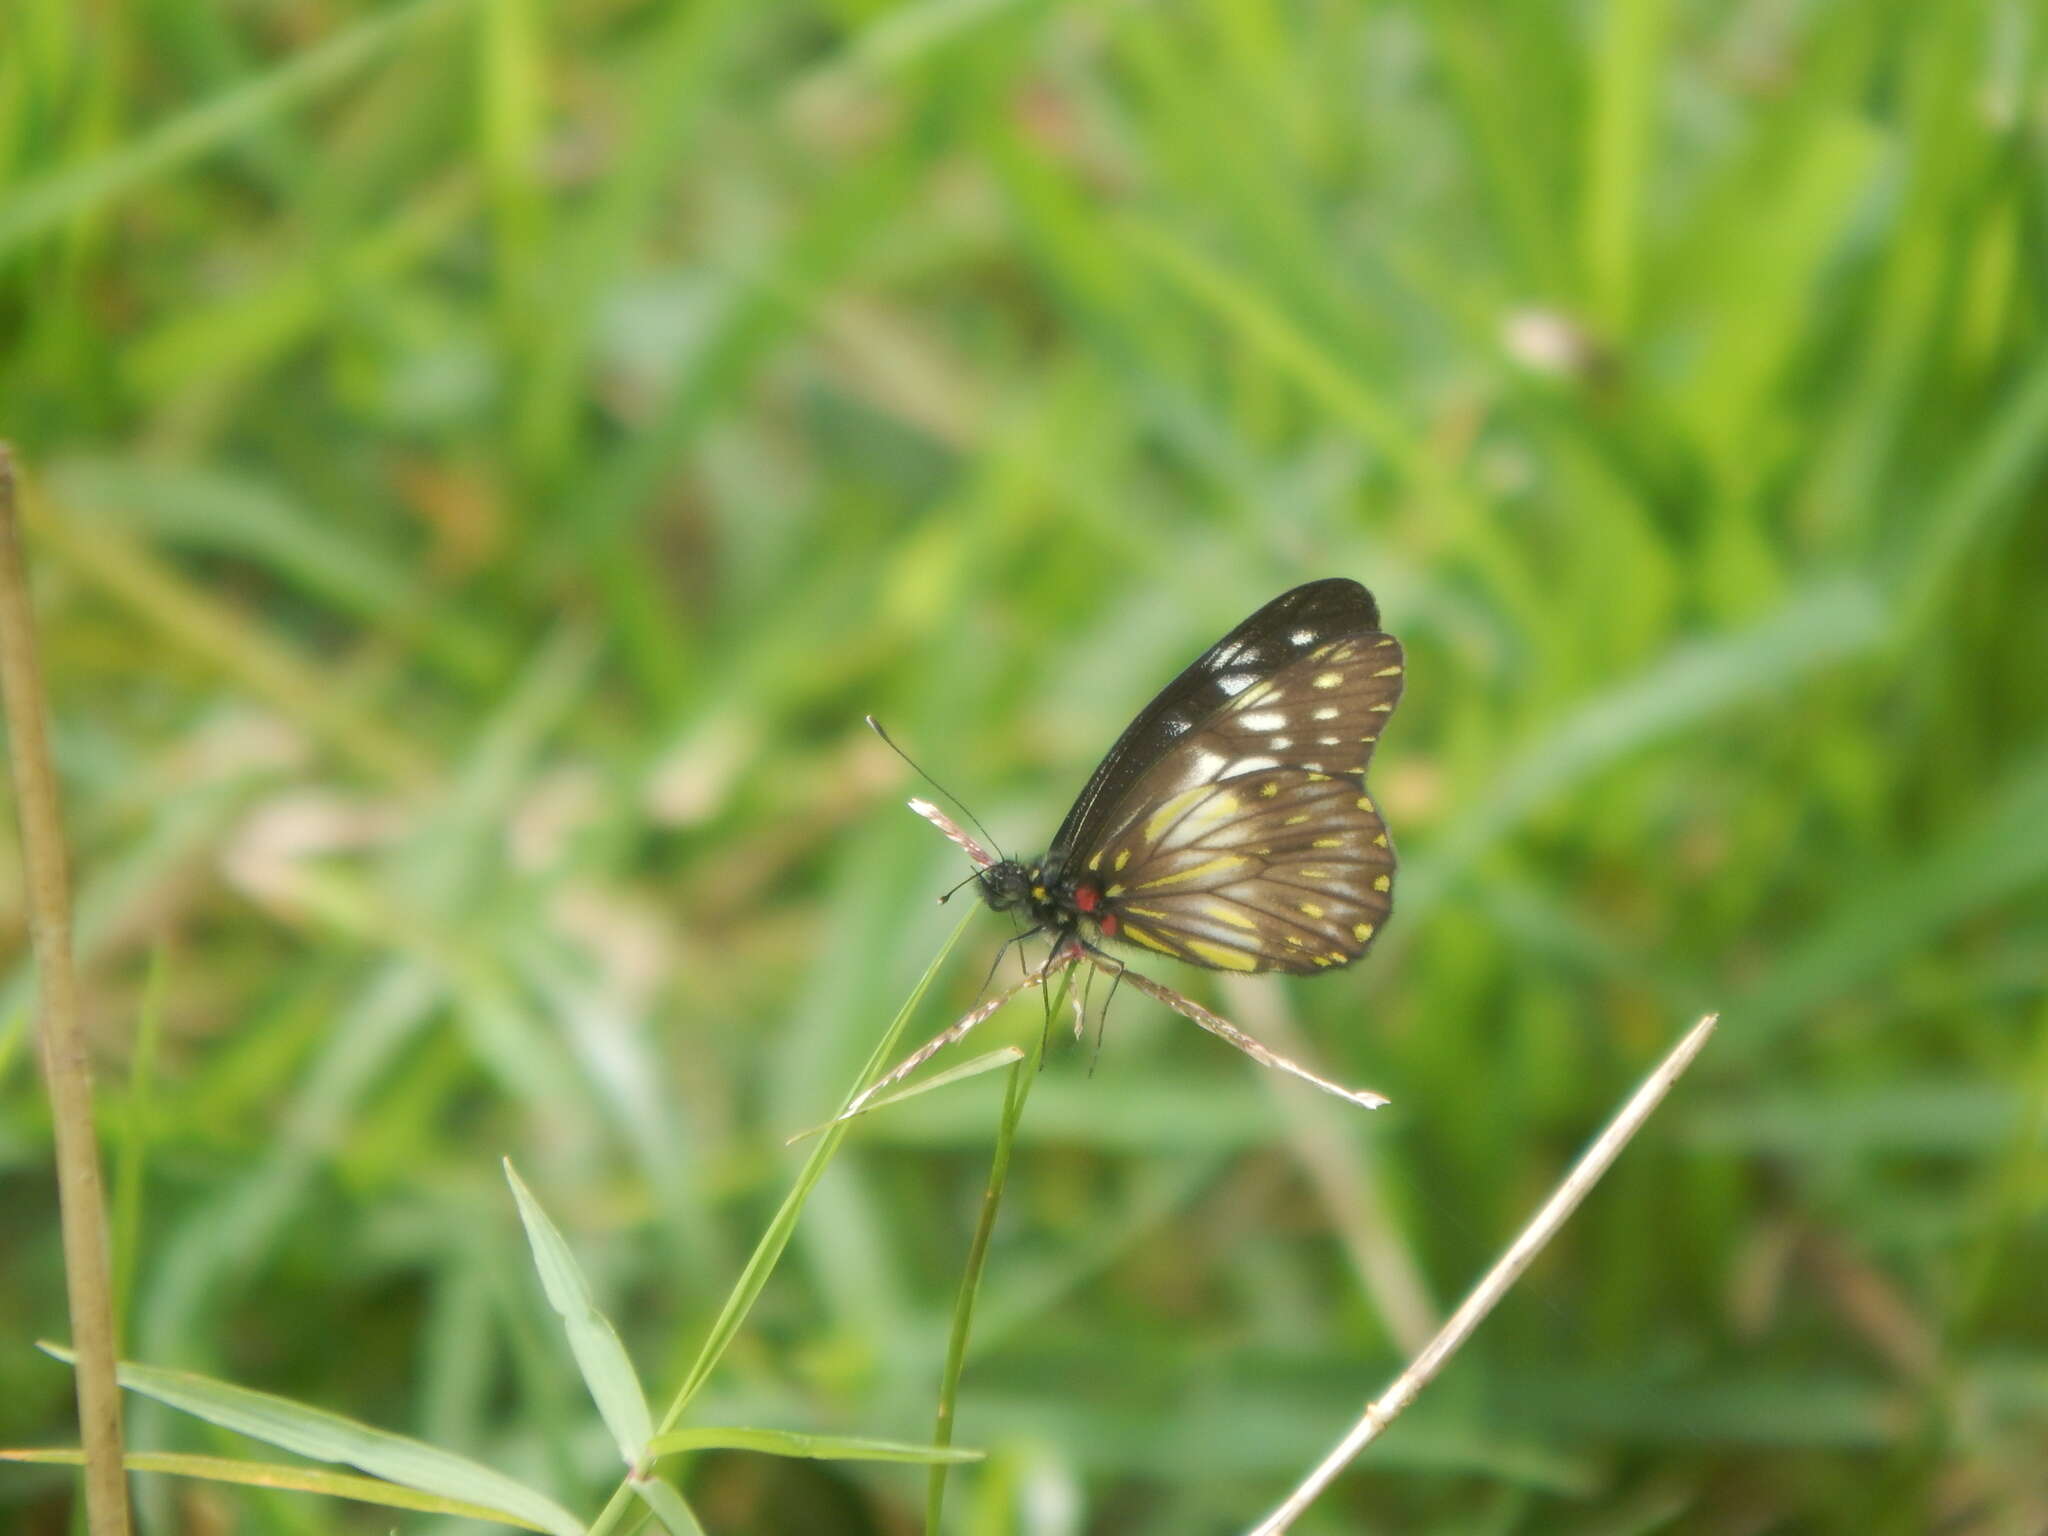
[1079,630,1403,973]
[1098,769,1396,974]
[1046,578,1386,876]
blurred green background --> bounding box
[5,0,2047,1532]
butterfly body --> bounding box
[976,855,1126,941]
[977,578,1403,977]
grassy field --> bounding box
[4,1,2047,1532]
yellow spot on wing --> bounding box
[1375,664,1403,676]
[1312,836,1344,849]
[1143,786,1210,844]
[1260,781,1279,797]
[1122,905,1167,918]
[1123,925,1179,956]
[1115,849,1130,871]
[1353,922,1376,941]
[1206,901,1258,929]
[1106,883,1125,897]
[1135,855,1247,890]
[1373,874,1391,891]
[1031,886,1047,901]
[1087,851,1102,872]
[1314,671,1344,689]
[1186,939,1260,971]
[1356,795,1375,812]
[1283,813,1312,826]
[1298,901,1325,918]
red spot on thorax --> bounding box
[1098,912,1120,937]
[1073,884,1099,913]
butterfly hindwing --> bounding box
[1106,771,1395,974]
[1079,622,1405,975]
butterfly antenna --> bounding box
[935,868,985,906]
[864,714,1006,860]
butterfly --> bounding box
[843,579,1401,1123]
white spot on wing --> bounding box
[1239,711,1286,732]
[1215,673,1256,696]
[1290,628,1315,645]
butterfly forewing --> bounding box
[1045,579,1384,876]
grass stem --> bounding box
[0,445,133,1535]
[1248,1012,1720,1535]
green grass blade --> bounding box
[783,1045,1026,1143]
[1736,739,2048,1047]
[1582,0,1672,333]
[927,971,1064,1531]
[504,1159,654,1466]
[644,1428,982,1465]
[36,1345,584,1536]
[0,0,476,257]
[658,912,977,1424]
[630,1475,709,1536]
[1403,578,1889,920]
[109,940,167,1349]
[0,1449,557,1531]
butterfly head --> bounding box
[976,858,1048,918]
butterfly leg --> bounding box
[1091,959,1390,1110]
[834,941,1083,1125]
[1076,943,1126,1077]
[975,921,1045,1001]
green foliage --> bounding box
[4,0,2046,1531]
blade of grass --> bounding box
[644,1428,981,1465]
[630,1475,709,1536]
[38,1345,584,1536]
[0,0,477,257]
[1899,348,2048,636]
[1583,0,1672,335]
[23,486,432,787]
[1400,578,1889,925]
[661,910,977,1424]
[783,1045,1026,1144]
[580,912,977,1536]
[1734,737,2048,1048]
[110,939,168,1348]
[504,1160,654,1466]
[0,1449,556,1531]
[926,971,1065,1532]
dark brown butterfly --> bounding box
[978,577,1401,974]
[841,579,1402,1123]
